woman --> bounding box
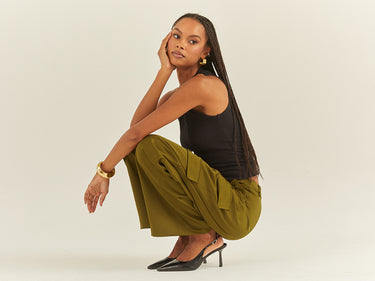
[84,13,263,272]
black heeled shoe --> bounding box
[157,235,227,272]
[147,257,175,270]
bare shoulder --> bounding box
[157,74,227,112]
[184,73,227,104]
[191,73,227,94]
[188,73,228,114]
[129,73,227,139]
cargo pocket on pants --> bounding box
[186,150,201,183]
[217,176,232,210]
[186,150,232,210]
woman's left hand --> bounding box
[250,175,259,185]
[84,173,109,213]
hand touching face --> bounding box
[158,31,176,71]
[167,17,211,68]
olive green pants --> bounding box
[123,134,262,240]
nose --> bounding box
[176,43,185,50]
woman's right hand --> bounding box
[158,31,176,71]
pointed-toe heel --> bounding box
[147,257,175,270]
[157,235,227,272]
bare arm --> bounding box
[84,73,219,214]
[99,83,176,173]
[84,31,178,213]
[130,31,176,127]
[156,89,176,108]
[100,75,213,173]
[130,68,173,127]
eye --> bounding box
[172,33,197,44]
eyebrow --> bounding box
[173,27,201,39]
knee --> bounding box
[134,134,164,159]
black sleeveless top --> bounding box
[178,66,253,182]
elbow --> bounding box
[129,118,138,128]
[125,126,143,143]
[129,120,136,128]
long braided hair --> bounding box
[172,13,263,180]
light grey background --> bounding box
[1,0,374,280]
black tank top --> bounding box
[178,66,252,182]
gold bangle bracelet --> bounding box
[96,161,115,179]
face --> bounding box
[167,17,211,68]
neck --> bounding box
[176,65,200,85]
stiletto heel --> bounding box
[157,234,227,271]
[219,249,223,267]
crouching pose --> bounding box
[84,13,263,272]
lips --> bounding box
[172,51,185,58]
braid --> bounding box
[172,13,263,180]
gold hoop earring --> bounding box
[199,58,207,65]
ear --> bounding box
[202,45,211,58]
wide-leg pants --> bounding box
[123,134,262,240]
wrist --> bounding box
[159,67,174,75]
[97,161,115,179]
[100,161,113,173]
